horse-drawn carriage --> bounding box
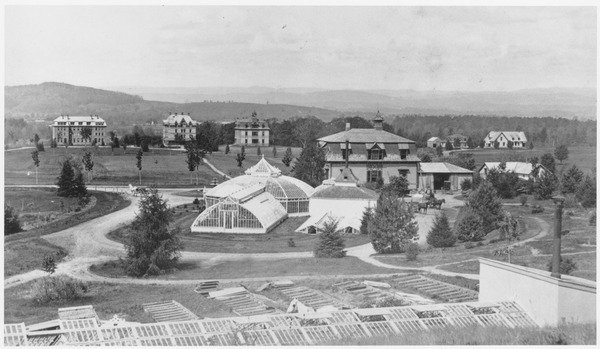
[408,191,445,214]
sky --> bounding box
[4,6,597,91]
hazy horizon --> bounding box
[5,6,596,92]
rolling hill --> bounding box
[4,82,344,126]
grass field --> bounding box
[448,146,596,175]
[108,207,371,253]
[91,256,397,280]
[205,145,302,178]
[4,188,130,277]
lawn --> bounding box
[4,188,130,277]
[90,256,397,280]
[4,147,218,187]
[447,146,596,175]
[108,208,372,253]
[205,145,302,178]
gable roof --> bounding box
[427,137,441,142]
[334,167,360,184]
[163,113,197,126]
[486,131,527,143]
[245,156,282,177]
[318,128,414,144]
[480,162,539,175]
[419,162,473,174]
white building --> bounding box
[479,162,549,181]
[426,137,445,149]
[484,131,527,148]
[234,111,270,146]
[50,115,107,146]
[296,167,378,234]
[191,157,313,234]
[162,113,198,146]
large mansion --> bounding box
[318,112,420,189]
[162,112,198,146]
[50,115,107,146]
[234,111,270,146]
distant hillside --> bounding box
[112,86,597,120]
[4,82,344,126]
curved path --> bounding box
[4,186,551,288]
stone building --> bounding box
[234,111,270,146]
[162,112,198,147]
[50,115,107,146]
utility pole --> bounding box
[551,195,565,278]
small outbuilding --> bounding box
[426,137,444,149]
[296,168,378,234]
[418,162,473,191]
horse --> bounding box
[417,202,429,214]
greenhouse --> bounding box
[192,157,314,234]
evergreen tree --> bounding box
[272,146,277,157]
[136,149,143,185]
[359,207,374,235]
[370,191,418,254]
[225,144,230,154]
[257,146,261,156]
[554,144,569,164]
[528,141,534,150]
[72,171,87,197]
[31,149,40,185]
[314,220,346,258]
[82,151,94,182]
[383,176,409,197]
[426,212,456,247]
[282,147,293,167]
[240,146,246,160]
[576,175,596,208]
[124,189,183,277]
[420,153,432,162]
[455,208,486,242]
[445,141,453,151]
[292,144,326,187]
[465,181,502,230]
[561,165,583,194]
[184,141,203,185]
[57,159,75,197]
[4,204,22,235]
[534,170,557,200]
[236,153,244,167]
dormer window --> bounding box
[342,148,353,160]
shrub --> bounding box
[531,205,544,214]
[465,181,502,230]
[36,141,45,151]
[287,238,296,248]
[4,204,22,235]
[192,198,200,205]
[31,276,88,305]
[576,175,596,208]
[561,165,584,194]
[42,254,57,274]
[405,242,420,261]
[426,212,456,248]
[546,257,577,275]
[308,226,317,235]
[460,179,472,191]
[519,195,528,206]
[455,208,486,242]
[359,207,374,235]
[314,220,346,258]
[534,171,557,200]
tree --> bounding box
[426,211,456,247]
[460,178,472,191]
[383,176,409,197]
[57,159,76,197]
[80,127,92,143]
[42,254,57,274]
[31,149,40,184]
[360,207,374,235]
[453,137,461,149]
[184,141,204,185]
[140,139,150,152]
[135,149,143,185]
[293,145,326,187]
[236,153,244,167]
[225,144,230,154]
[124,189,183,277]
[540,153,556,174]
[82,151,94,182]
[455,208,486,242]
[420,153,432,162]
[466,137,475,149]
[534,170,557,200]
[465,181,502,231]
[561,165,583,194]
[292,117,323,148]
[554,144,569,164]
[240,146,246,160]
[528,141,534,150]
[4,205,22,235]
[36,141,45,152]
[493,140,500,149]
[576,175,596,208]
[314,220,346,258]
[50,139,58,148]
[507,141,514,149]
[445,141,453,151]
[435,146,443,157]
[282,147,293,167]
[72,171,88,198]
[370,191,418,254]
[256,146,261,156]
[122,143,128,154]
[486,169,519,199]
[272,146,278,158]
[33,133,40,145]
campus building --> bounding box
[484,131,528,148]
[162,112,198,147]
[50,115,107,146]
[234,111,270,146]
[191,157,313,234]
[479,162,550,181]
[318,112,419,189]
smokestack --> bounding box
[345,123,351,131]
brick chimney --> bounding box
[345,122,351,131]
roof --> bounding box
[373,110,384,121]
[335,167,360,185]
[295,211,362,233]
[51,115,106,126]
[240,192,287,228]
[245,156,281,177]
[485,131,527,143]
[427,137,441,142]
[419,162,473,174]
[480,162,535,175]
[318,128,414,144]
[312,185,379,200]
[162,113,197,126]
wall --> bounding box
[478,258,596,326]
[234,129,270,146]
[328,162,418,188]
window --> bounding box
[245,131,248,136]
[400,150,408,159]
[262,139,264,144]
[245,139,248,144]
[367,170,381,183]
[262,131,265,136]
[368,148,386,160]
[398,169,409,178]
[252,139,259,144]
[252,131,258,136]
[342,148,353,160]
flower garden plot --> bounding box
[280,286,349,309]
[142,300,199,322]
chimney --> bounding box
[345,123,351,131]
[373,110,383,130]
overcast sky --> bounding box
[4,6,597,91]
